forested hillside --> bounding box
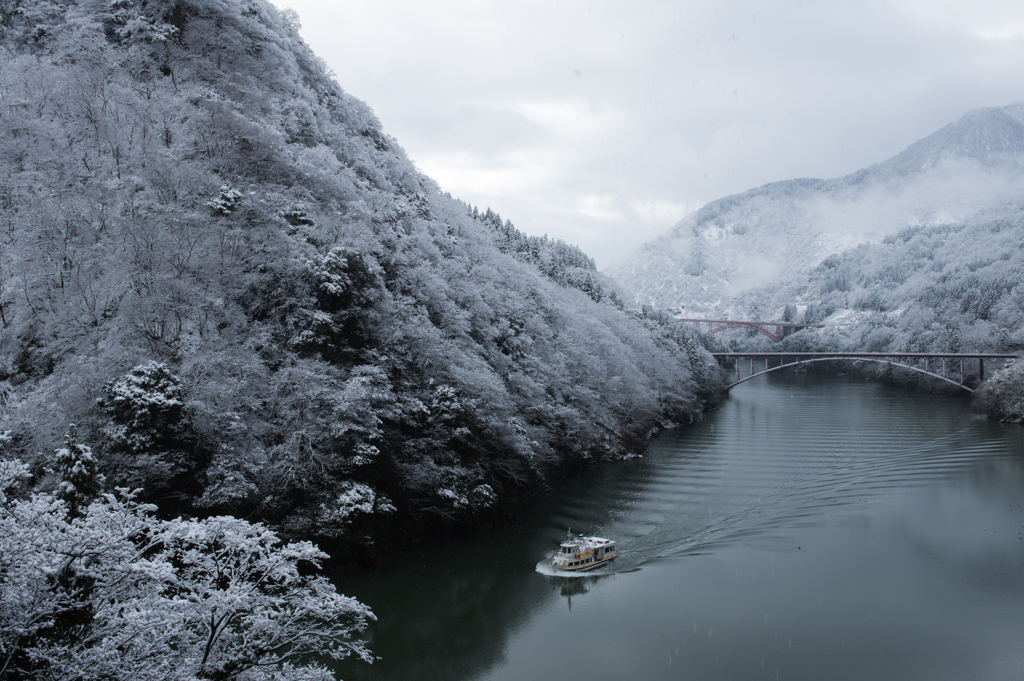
[729,199,1024,407]
[733,201,1024,355]
[0,0,718,555]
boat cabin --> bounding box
[551,533,617,572]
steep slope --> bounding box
[0,0,718,553]
[611,103,1024,318]
[751,199,1024,371]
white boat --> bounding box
[551,531,617,572]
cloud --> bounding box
[513,101,619,139]
[576,194,624,221]
[282,0,1024,268]
[971,25,1024,41]
[416,150,554,198]
[629,199,691,226]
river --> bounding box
[332,373,1024,681]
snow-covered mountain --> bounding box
[0,0,721,555]
[609,103,1024,318]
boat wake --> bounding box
[533,380,1004,574]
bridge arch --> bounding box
[725,357,978,392]
[681,319,825,343]
[708,321,781,342]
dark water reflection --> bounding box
[333,374,1024,681]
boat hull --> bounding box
[551,553,617,573]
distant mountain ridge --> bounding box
[610,102,1024,318]
[870,102,1024,176]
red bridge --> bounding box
[713,352,1018,393]
[681,319,825,343]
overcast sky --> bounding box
[280,0,1024,269]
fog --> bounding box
[609,150,1024,316]
[811,159,1024,238]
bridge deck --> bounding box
[682,320,826,328]
[712,352,1017,393]
[713,352,1015,360]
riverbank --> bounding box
[319,394,726,570]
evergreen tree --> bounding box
[53,424,104,519]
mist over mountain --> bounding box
[610,103,1024,320]
[0,0,720,555]
[611,103,1024,417]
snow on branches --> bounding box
[52,424,104,518]
[0,463,374,681]
[318,480,395,532]
[207,185,244,216]
[102,361,185,455]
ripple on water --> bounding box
[540,377,1021,571]
[334,374,1024,681]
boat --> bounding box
[550,530,617,572]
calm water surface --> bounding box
[333,374,1024,681]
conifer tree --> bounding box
[53,424,104,518]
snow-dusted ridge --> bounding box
[610,102,1024,320]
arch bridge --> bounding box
[681,319,825,343]
[713,352,1018,393]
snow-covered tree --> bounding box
[208,185,244,216]
[52,424,104,518]
[103,362,185,455]
[157,515,375,679]
[0,460,374,681]
[974,361,1024,423]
